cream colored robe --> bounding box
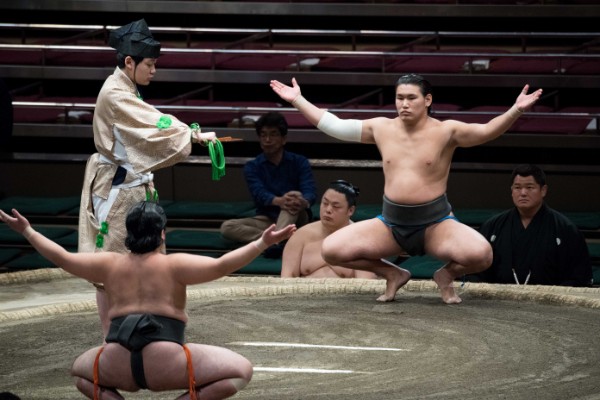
[78,67,192,253]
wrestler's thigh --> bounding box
[71,346,103,380]
[323,218,401,260]
[72,345,138,391]
[143,343,252,390]
[184,343,252,386]
[424,219,490,264]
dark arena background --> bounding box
[1,0,599,267]
[0,2,600,398]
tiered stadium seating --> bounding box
[1,1,600,279]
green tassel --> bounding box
[146,189,159,202]
[95,233,104,249]
[156,115,172,129]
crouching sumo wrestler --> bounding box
[0,201,296,400]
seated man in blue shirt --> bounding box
[220,112,317,256]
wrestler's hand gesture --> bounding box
[514,84,543,113]
[270,78,301,103]
[261,223,297,247]
[0,208,30,235]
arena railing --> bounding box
[10,100,600,136]
[1,44,599,89]
[1,22,598,51]
[2,1,600,18]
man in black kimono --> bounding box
[474,164,592,287]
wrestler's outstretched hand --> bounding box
[0,208,30,234]
[261,224,297,247]
[514,84,543,112]
[270,77,301,103]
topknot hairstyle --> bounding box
[329,179,360,207]
[125,201,167,254]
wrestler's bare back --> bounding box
[101,251,192,323]
[74,250,255,395]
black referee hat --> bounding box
[108,19,161,59]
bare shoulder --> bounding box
[368,115,396,127]
[290,221,324,241]
[166,252,206,265]
[418,118,467,142]
[364,116,398,142]
[437,117,469,131]
[96,251,126,264]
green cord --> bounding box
[208,140,226,181]
[189,122,225,180]
[146,188,159,202]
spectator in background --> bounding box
[220,111,317,258]
[282,179,377,279]
[472,164,592,286]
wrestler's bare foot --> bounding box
[376,266,411,302]
[433,267,462,304]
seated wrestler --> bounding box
[0,202,295,400]
[281,180,377,279]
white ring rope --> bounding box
[1,270,599,322]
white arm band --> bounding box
[317,111,362,143]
